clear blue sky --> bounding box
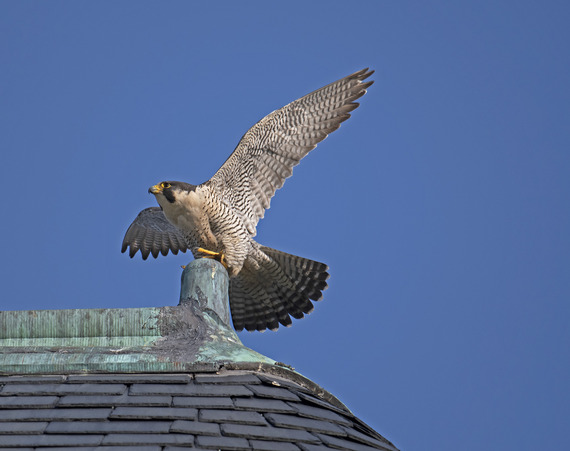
[1,2,569,450]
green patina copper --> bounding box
[0,307,161,346]
[180,258,231,327]
[0,259,275,374]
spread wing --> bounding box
[121,207,188,259]
[208,68,374,236]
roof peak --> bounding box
[0,259,274,374]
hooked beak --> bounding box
[148,184,162,195]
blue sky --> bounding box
[1,1,569,450]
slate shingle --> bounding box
[256,374,313,395]
[196,434,250,450]
[110,406,197,420]
[101,433,193,446]
[221,423,320,443]
[234,397,297,413]
[340,425,399,450]
[173,395,234,409]
[199,408,268,425]
[265,412,347,436]
[297,391,349,416]
[0,395,58,409]
[0,383,126,396]
[0,375,66,385]
[164,447,210,451]
[164,448,209,451]
[130,382,254,397]
[247,384,301,402]
[317,433,393,451]
[41,447,162,451]
[58,393,172,407]
[45,420,172,434]
[0,433,103,447]
[288,400,354,426]
[194,373,261,385]
[0,407,112,422]
[171,419,220,436]
[298,444,337,451]
[0,421,47,434]
[249,439,302,450]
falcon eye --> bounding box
[160,182,171,189]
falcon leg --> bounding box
[196,247,228,269]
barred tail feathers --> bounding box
[228,246,329,332]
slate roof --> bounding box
[0,259,398,450]
[0,365,397,450]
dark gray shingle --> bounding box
[266,412,347,436]
[45,420,172,434]
[195,434,250,450]
[221,423,320,443]
[0,433,103,447]
[0,407,112,422]
[58,393,172,407]
[170,419,220,436]
[0,376,66,385]
[194,372,261,385]
[0,421,47,434]
[173,395,234,409]
[129,382,254,397]
[249,439,302,450]
[246,383,302,402]
[1,383,126,396]
[109,406,197,420]
[0,395,58,409]
[100,433,192,446]
[289,399,354,426]
[199,408,268,425]
[234,396,298,413]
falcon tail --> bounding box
[228,246,330,332]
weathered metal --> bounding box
[179,257,231,327]
[0,259,275,374]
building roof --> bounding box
[0,365,397,450]
[0,259,398,450]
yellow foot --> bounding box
[196,247,228,269]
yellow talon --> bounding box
[197,247,219,257]
[196,247,228,269]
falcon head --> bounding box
[148,181,196,205]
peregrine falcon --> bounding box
[122,68,373,332]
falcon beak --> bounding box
[148,184,162,195]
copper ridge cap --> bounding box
[0,259,275,374]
